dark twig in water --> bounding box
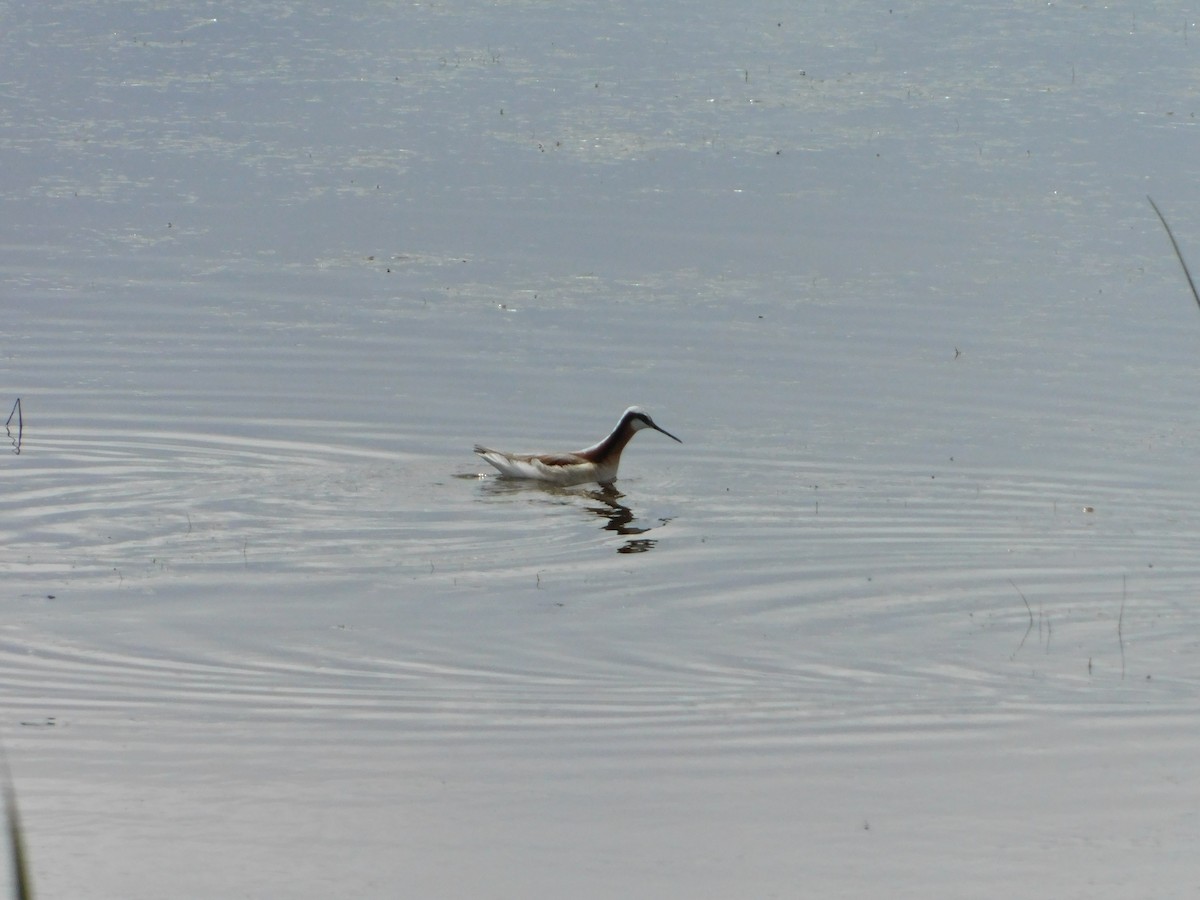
[1119,575,1127,680]
[0,745,33,900]
[1147,196,1200,311]
[1010,579,1034,659]
[4,398,21,455]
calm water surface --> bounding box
[3,1,1200,896]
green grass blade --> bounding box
[1148,195,1200,312]
[0,751,32,900]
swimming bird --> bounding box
[474,406,682,485]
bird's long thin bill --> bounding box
[655,425,682,443]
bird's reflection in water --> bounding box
[583,484,662,554]
[474,477,670,554]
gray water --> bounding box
[3,2,1200,896]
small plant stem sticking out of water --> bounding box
[4,398,20,455]
[1119,575,1127,680]
[1147,196,1200,312]
[0,746,33,900]
[1009,579,1034,659]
